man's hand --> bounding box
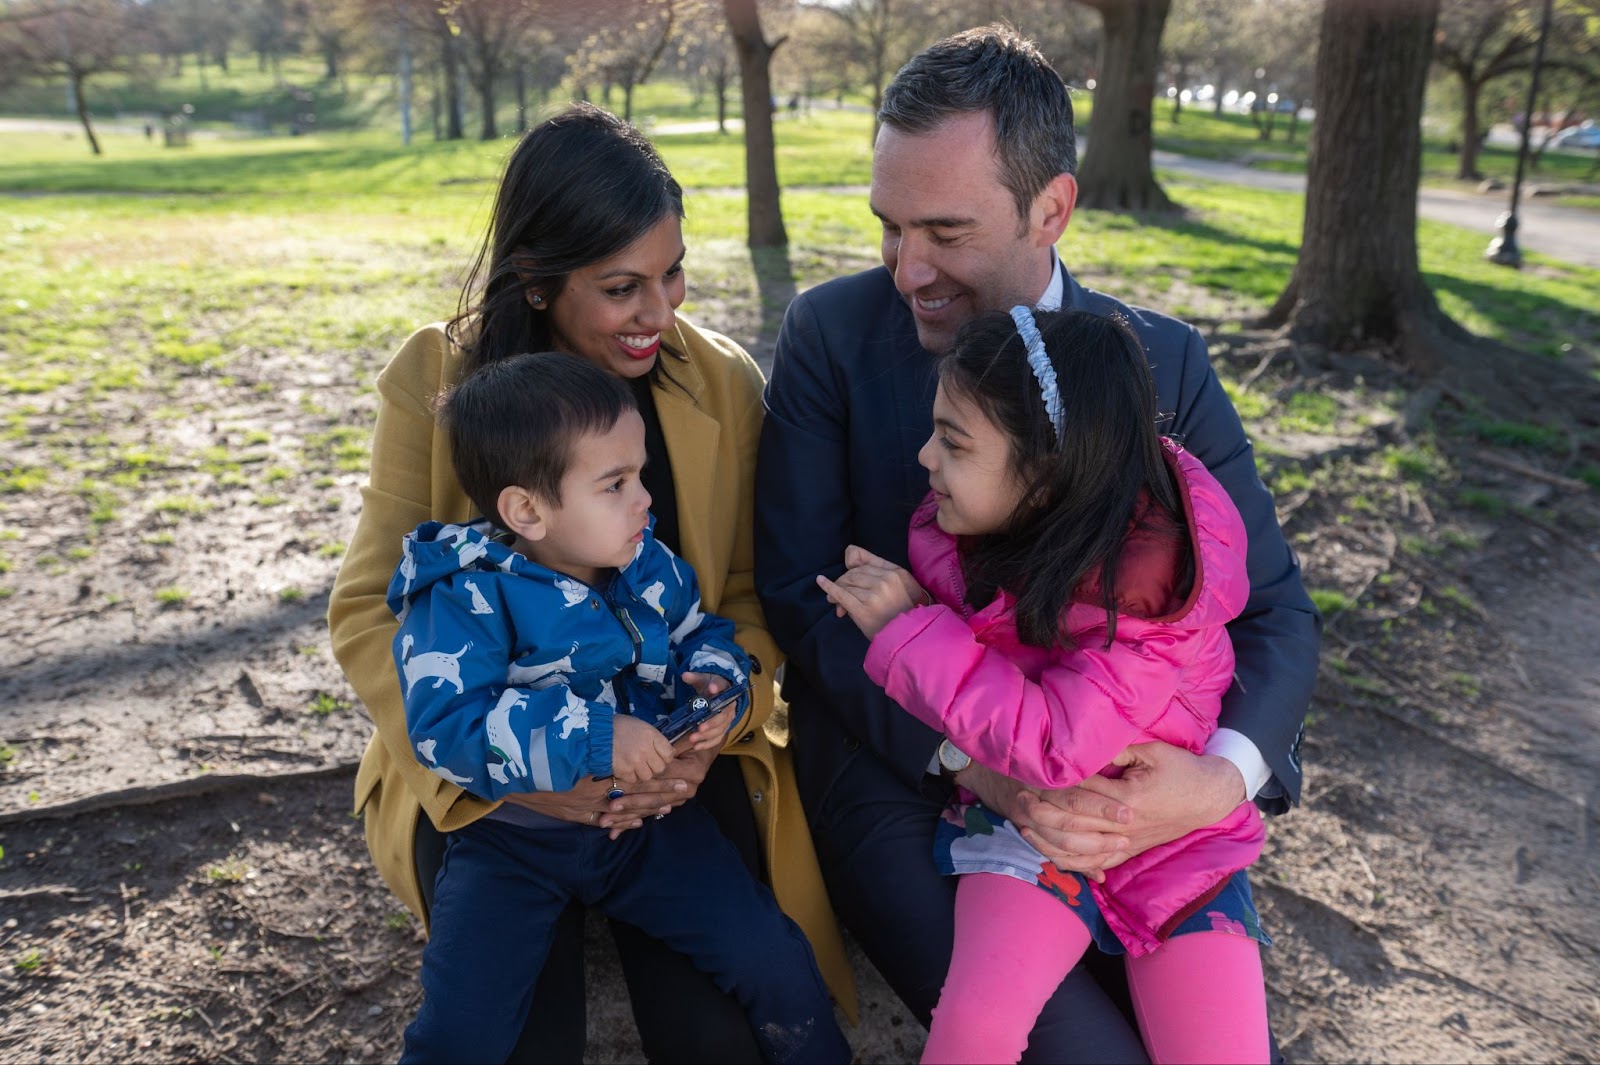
[955,762,1132,884]
[955,742,1247,882]
[1073,742,1247,857]
[816,545,927,639]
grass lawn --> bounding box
[2,110,1595,536]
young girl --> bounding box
[818,308,1271,1064]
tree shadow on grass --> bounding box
[0,585,334,706]
[748,244,797,374]
[0,140,493,198]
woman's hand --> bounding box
[816,544,928,639]
[499,774,684,836]
[658,742,719,794]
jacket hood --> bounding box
[1145,440,1250,631]
[386,517,661,621]
[387,521,520,620]
[909,439,1249,636]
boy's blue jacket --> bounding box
[386,516,751,802]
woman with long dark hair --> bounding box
[330,103,853,1061]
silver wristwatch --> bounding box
[937,738,971,774]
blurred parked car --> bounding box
[1551,124,1600,150]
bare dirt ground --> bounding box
[2,266,1598,1063]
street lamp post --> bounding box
[1486,0,1555,268]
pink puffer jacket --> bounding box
[864,439,1266,955]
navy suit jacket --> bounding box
[755,266,1320,818]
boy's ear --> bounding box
[497,485,547,542]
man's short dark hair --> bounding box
[879,24,1077,222]
[438,351,636,527]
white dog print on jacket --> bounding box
[670,598,707,644]
[506,643,580,689]
[438,523,490,569]
[463,578,495,616]
[400,635,471,696]
[554,689,589,740]
[415,737,473,785]
[640,581,667,615]
[396,541,419,624]
[687,647,747,685]
[485,688,529,785]
[554,577,588,608]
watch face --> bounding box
[939,740,970,773]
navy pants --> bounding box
[401,802,849,1065]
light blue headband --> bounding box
[1009,305,1064,443]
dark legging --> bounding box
[413,756,764,1064]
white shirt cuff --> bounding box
[1205,728,1273,802]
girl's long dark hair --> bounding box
[447,103,686,376]
[939,309,1186,649]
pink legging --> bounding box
[922,872,1270,1065]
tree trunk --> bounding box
[324,48,339,83]
[1255,99,1276,140]
[1262,0,1469,374]
[478,71,497,140]
[399,22,413,146]
[1456,70,1483,180]
[1075,0,1176,212]
[724,0,788,248]
[440,28,463,140]
[514,65,527,133]
[1171,63,1186,123]
[71,70,101,156]
[622,77,635,123]
[715,72,728,134]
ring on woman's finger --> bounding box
[653,813,665,821]
[606,778,625,800]
[587,810,598,826]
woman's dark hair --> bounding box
[447,103,686,376]
[438,351,637,528]
[939,309,1185,649]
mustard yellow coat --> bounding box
[327,317,856,1018]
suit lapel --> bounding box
[890,303,937,520]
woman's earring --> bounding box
[529,293,545,307]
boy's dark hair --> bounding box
[879,24,1076,226]
[938,309,1186,649]
[439,351,636,528]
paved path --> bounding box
[1153,149,1600,269]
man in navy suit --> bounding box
[755,24,1319,1062]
